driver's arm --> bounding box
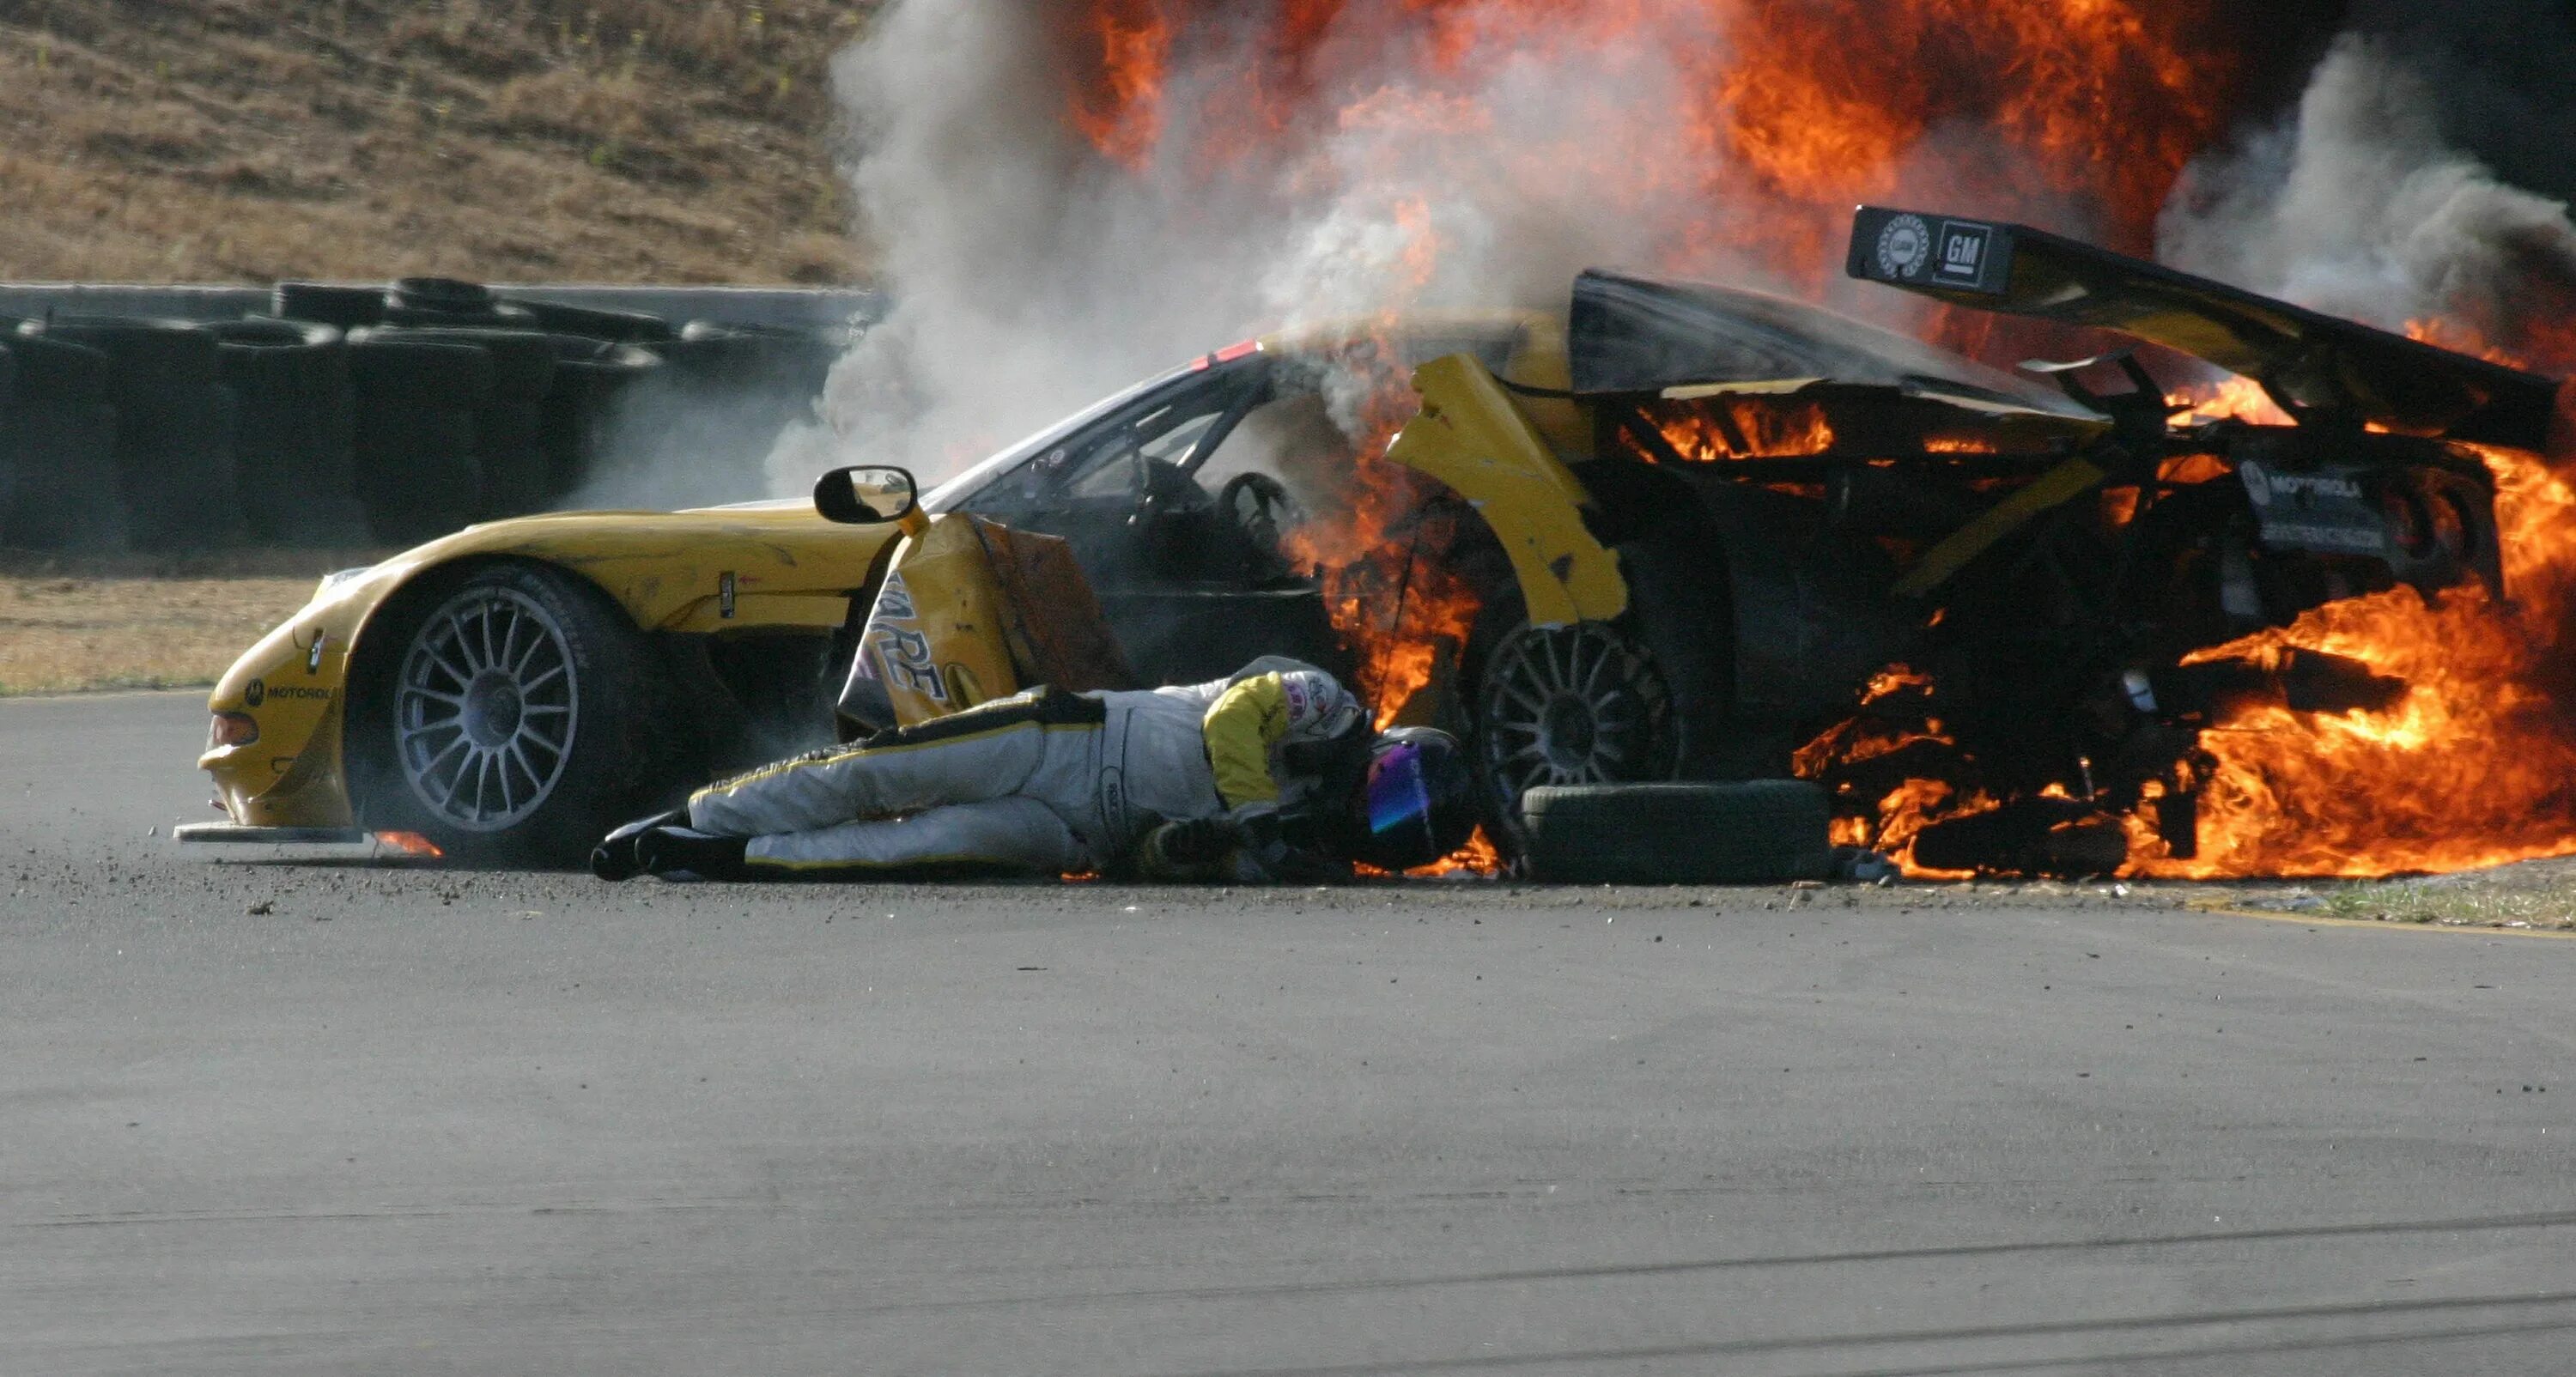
[1201,668,1364,810]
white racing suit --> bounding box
[687,657,1366,878]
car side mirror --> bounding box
[814,465,920,525]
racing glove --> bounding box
[1137,815,1249,883]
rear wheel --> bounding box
[1470,611,1679,836]
[351,563,685,865]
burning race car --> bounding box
[185,207,2562,878]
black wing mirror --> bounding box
[814,465,920,525]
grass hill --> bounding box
[0,1,872,285]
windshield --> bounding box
[920,359,1219,513]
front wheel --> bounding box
[350,562,685,865]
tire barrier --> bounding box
[380,276,538,330]
[0,341,16,540]
[210,318,368,547]
[18,316,246,550]
[503,297,676,344]
[541,337,665,499]
[0,276,853,554]
[346,337,495,546]
[271,282,385,332]
[0,331,125,551]
[349,326,557,521]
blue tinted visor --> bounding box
[1365,744,1434,839]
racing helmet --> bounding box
[1352,727,1478,870]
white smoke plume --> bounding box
[2158,34,2576,349]
[769,2,1783,493]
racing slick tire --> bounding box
[348,561,688,867]
[1518,780,1834,885]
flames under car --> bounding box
[188,208,2564,876]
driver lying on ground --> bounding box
[591,657,1477,883]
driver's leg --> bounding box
[742,798,1087,877]
[689,689,1100,837]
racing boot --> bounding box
[635,826,750,880]
[591,808,689,882]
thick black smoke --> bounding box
[2162,4,2576,359]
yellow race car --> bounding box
[182,312,1577,864]
[185,207,2557,874]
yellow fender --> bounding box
[1385,353,1628,627]
[857,513,1024,725]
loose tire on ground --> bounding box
[1519,779,1835,885]
[346,561,689,866]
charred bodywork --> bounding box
[1388,209,2555,873]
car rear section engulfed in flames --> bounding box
[1030,3,2576,882]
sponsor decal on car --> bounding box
[1874,214,1932,281]
[865,572,948,703]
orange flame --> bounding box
[1063,1,2238,294]
[1658,400,1837,460]
[2170,374,2294,427]
[2129,445,2576,877]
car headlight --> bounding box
[208,713,259,749]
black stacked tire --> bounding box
[272,282,386,331]
[22,316,244,550]
[666,319,837,399]
[352,327,556,520]
[538,338,664,500]
[500,297,675,344]
[1519,780,1836,885]
[346,338,494,545]
[210,318,367,546]
[381,276,536,330]
[0,332,125,551]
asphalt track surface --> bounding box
[5,692,2574,1375]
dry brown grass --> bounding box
[0,1,875,284]
[0,573,320,695]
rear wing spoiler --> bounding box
[1846,206,2561,450]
